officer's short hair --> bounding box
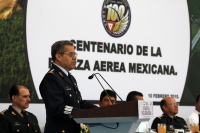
[126,91,143,102]
[196,94,200,103]
[9,85,28,101]
[100,90,116,102]
[160,98,167,111]
[51,40,74,61]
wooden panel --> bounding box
[73,101,138,118]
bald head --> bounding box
[160,97,178,116]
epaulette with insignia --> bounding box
[157,115,163,119]
[48,69,54,74]
[25,111,34,116]
[0,109,8,115]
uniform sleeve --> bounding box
[178,117,188,129]
[39,74,71,119]
[151,117,162,132]
[186,113,197,128]
[71,76,98,110]
[80,100,97,109]
[0,114,10,133]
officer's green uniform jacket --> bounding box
[0,106,41,133]
[151,113,188,132]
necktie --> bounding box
[21,110,28,122]
[68,73,73,83]
[68,73,72,79]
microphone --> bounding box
[88,74,94,79]
[88,73,123,102]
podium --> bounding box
[73,101,150,133]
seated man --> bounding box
[126,91,148,132]
[186,94,200,128]
[0,85,41,133]
[126,91,144,101]
[151,96,188,132]
[98,89,116,107]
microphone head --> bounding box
[88,74,94,79]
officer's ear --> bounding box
[98,101,101,106]
[55,53,62,61]
[162,105,167,111]
[12,95,17,102]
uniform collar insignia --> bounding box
[59,72,63,77]
[157,115,164,119]
[12,111,16,115]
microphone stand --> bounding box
[90,73,123,102]
[89,73,120,129]
[93,74,115,105]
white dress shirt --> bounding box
[186,110,200,127]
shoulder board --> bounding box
[25,111,35,116]
[48,69,54,74]
[157,115,163,119]
[0,109,8,115]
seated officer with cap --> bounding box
[0,85,41,133]
[151,96,188,132]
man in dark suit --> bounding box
[0,85,41,133]
[39,40,97,133]
[151,97,188,132]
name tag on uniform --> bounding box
[66,87,71,90]
[14,122,20,126]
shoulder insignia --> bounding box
[48,69,54,74]
[25,111,34,116]
[12,111,16,115]
[157,115,163,119]
[59,72,63,77]
[0,109,8,115]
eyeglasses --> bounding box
[61,52,78,57]
[167,102,179,106]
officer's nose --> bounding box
[107,100,113,105]
[27,97,31,102]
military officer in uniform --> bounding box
[151,97,188,132]
[39,40,97,133]
[0,85,41,133]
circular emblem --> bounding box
[102,0,131,37]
